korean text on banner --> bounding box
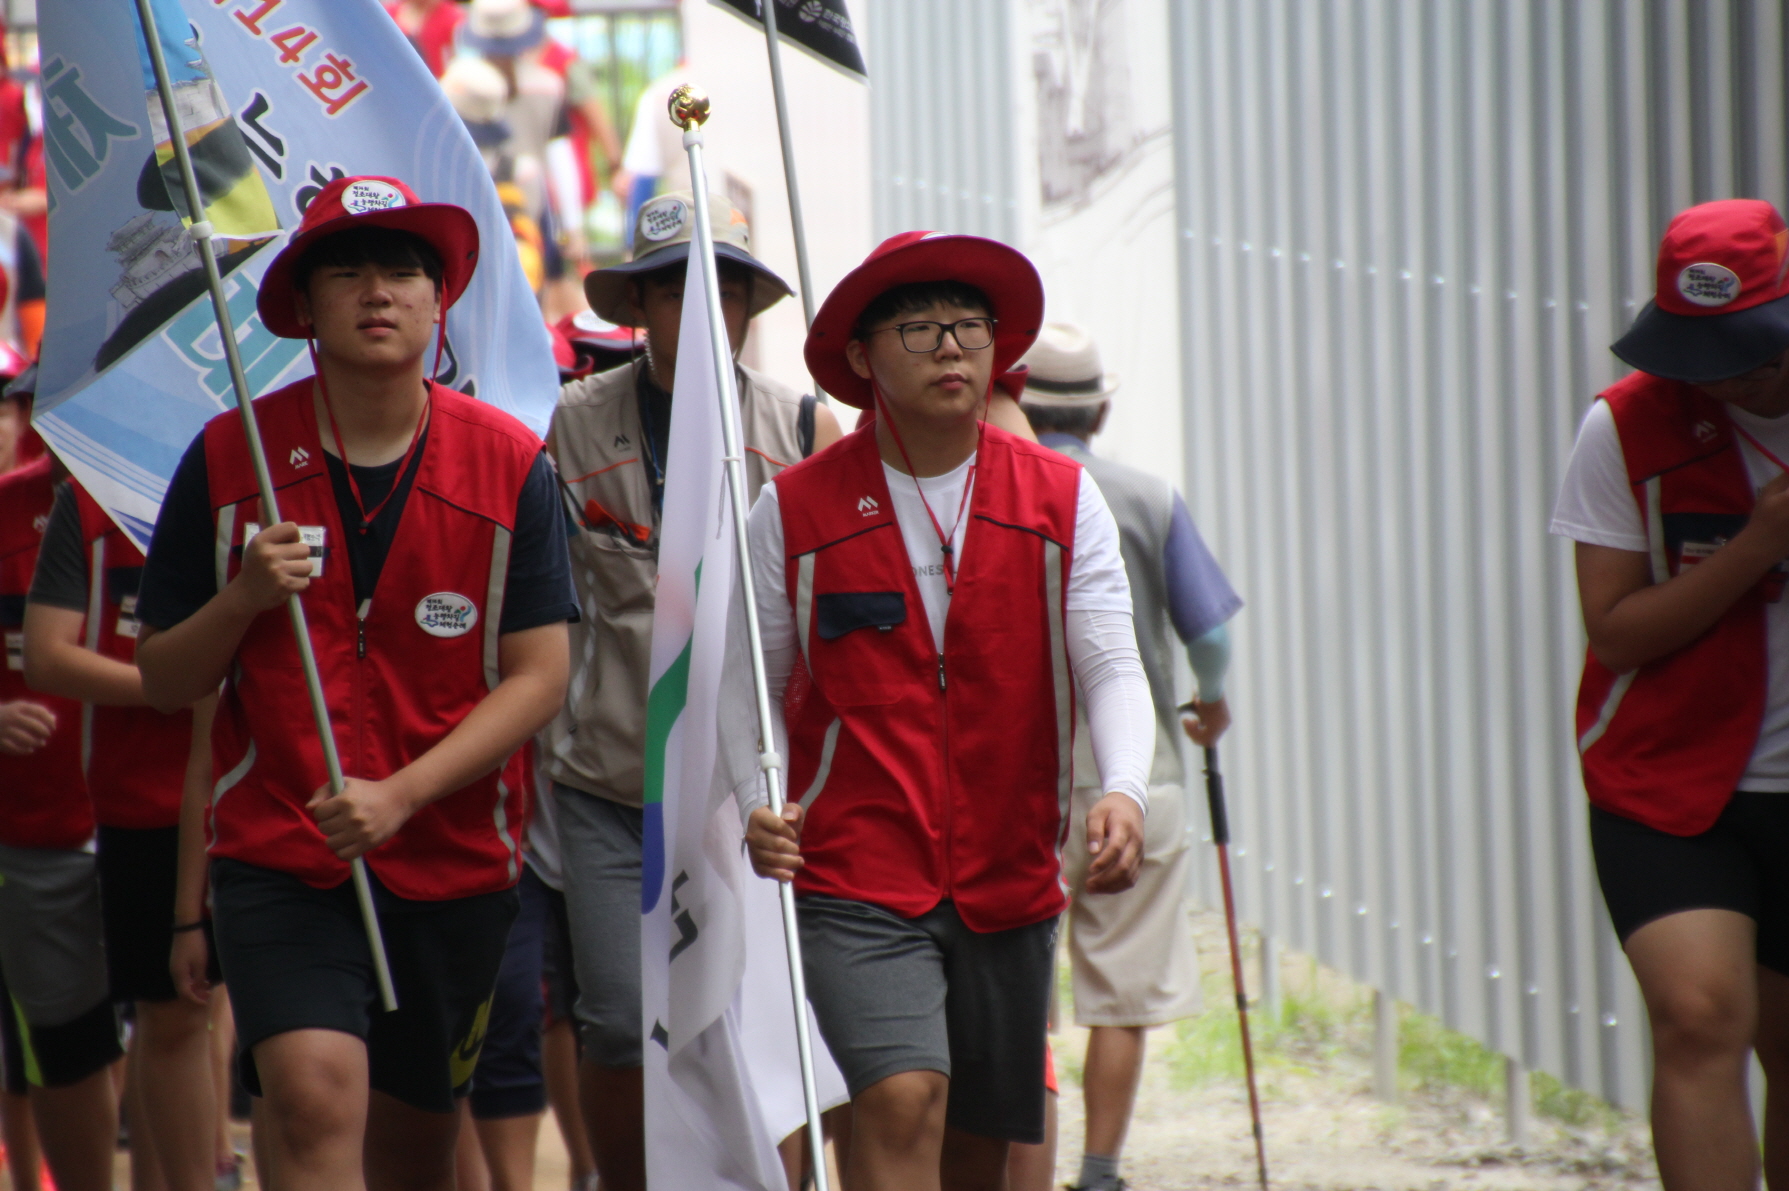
[37,0,553,545]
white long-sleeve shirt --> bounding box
[723,453,1154,819]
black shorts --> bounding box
[468,866,548,1121]
[797,895,1058,1144]
[96,825,220,1004]
[211,858,518,1114]
[0,965,25,1095]
[536,867,579,1031]
[1591,794,1789,973]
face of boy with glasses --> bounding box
[846,301,997,424]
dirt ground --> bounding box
[27,908,1661,1191]
[1041,909,1661,1191]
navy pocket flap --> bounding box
[816,591,906,640]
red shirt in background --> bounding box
[385,0,465,78]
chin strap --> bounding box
[871,375,989,596]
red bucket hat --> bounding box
[805,232,1044,409]
[256,176,481,340]
[1613,199,1789,383]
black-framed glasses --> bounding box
[872,317,997,353]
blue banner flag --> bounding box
[37,0,555,545]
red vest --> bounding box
[203,379,539,899]
[776,425,1080,932]
[0,456,92,849]
[1576,371,1768,834]
[72,485,191,830]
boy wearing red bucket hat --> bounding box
[133,175,575,1187]
[731,232,1154,1187]
[1554,199,1789,1188]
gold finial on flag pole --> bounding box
[668,85,711,130]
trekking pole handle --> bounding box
[1203,745,1230,847]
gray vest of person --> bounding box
[541,360,810,806]
[1054,439,1187,790]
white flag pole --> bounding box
[670,85,832,1191]
[133,0,397,1011]
[758,0,818,332]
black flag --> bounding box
[710,0,866,80]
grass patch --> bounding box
[1397,1007,1502,1098]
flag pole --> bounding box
[133,0,397,1012]
[671,84,832,1191]
[757,1,818,331]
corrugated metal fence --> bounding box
[866,0,1789,1111]
[1166,1,1788,1110]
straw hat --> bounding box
[463,0,546,56]
[1015,323,1120,406]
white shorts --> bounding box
[1060,784,1203,1028]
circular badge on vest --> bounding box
[343,180,408,215]
[415,592,479,638]
[638,196,689,243]
[1677,261,1742,307]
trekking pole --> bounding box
[672,85,832,1191]
[135,0,397,1011]
[1203,744,1268,1189]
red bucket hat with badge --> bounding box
[1613,199,1789,383]
[257,176,481,339]
[806,232,1044,409]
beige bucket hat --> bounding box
[583,191,793,327]
[1016,322,1121,406]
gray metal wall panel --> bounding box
[865,0,1017,242]
[1164,0,1789,1109]
[872,0,1788,1110]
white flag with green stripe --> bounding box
[640,239,839,1187]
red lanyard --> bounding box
[1731,415,1789,476]
[874,382,987,595]
[312,349,431,534]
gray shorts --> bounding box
[797,894,1057,1144]
[0,843,110,1028]
[555,785,643,1068]
[0,843,123,1086]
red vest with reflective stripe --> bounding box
[0,456,91,849]
[1576,371,1766,834]
[203,379,538,899]
[72,484,191,829]
[776,425,1080,932]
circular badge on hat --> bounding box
[415,592,478,638]
[1678,261,1743,307]
[638,197,689,243]
[343,180,408,215]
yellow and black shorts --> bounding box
[211,858,517,1113]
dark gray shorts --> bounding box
[555,785,643,1067]
[797,895,1057,1144]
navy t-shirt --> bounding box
[138,428,578,633]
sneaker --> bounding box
[215,1151,245,1191]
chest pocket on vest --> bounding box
[811,591,905,707]
[816,591,905,640]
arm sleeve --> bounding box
[726,484,795,824]
[136,435,222,632]
[1549,400,1647,550]
[1186,621,1232,703]
[27,482,90,612]
[1163,491,1242,643]
[1069,607,1153,815]
[498,452,580,634]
